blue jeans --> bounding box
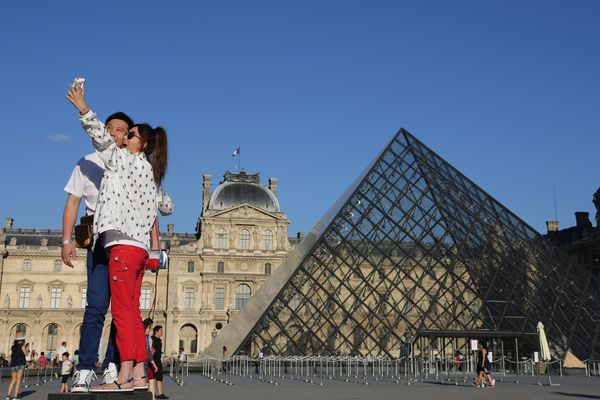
[77,246,119,370]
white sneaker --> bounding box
[71,369,97,393]
[102,363,118,385]
[491,378,495,386]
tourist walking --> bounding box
[144,319,158,398]
[152,326,168,399]
[6,339,27,400]
[473,341,494,387]
[60,352,73,393]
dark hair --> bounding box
[41,352,45,356]
[62,352,70,358]
[105,112,134,129]
[153,325,163,335]
[143,318,154,329]
[61,341,66,346]
[74,350,79,355]
[133,123,168,186]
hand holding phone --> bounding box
[66,77,89,114]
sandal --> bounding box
[133,376,148,390]
[89,378,134,392]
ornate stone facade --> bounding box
[0,171,301,359]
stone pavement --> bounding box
[1,372,600,400]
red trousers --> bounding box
[108,245,148,363]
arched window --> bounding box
[54,260,62,272]
[239,229,250,250]
[16,323,27,337]
[23,259,31,272]
[264,263,272,275]
[235,284,251,310]
[47,323,59,352]
[263,230,274,250]
[187,261,195,273]
[215,228,228,249]
[217,261,225,274]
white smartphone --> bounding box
[71,77,85,90]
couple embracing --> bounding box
[62,80,173,393]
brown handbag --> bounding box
[74,215,94,249]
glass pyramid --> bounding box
[207,129,600,361]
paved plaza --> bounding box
[2,371,600,400]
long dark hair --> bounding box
[133,123,168,186]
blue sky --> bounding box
[0,0,598,236]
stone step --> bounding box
[48,391,152,400]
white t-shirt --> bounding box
[56,346,67,359]
[61,359,72,375]
[64,152,105,215]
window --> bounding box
[215,228,228,249]
[47,323,59,352]
[23,259,31,272]
[140,288,152,310]
[50,288,61,309]
[217,261,225,274]
[263,230,274,250]
[239,229,250,250]
[187,261,195,273]
[18,287,30,308]
[264,263,272,275]
[235,284,251,310]
[215,288,225,310]
[81,288,87,308]
[16,323,27,337]
[184,287,195,309]
[54,260,62,272]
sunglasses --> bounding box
[127,131,139,140]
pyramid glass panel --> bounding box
[207,129,600,361]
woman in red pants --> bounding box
[67,82,172,392]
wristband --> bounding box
[62,240,72,246]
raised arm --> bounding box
[66,82,119,169]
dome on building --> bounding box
[209,171,280,212]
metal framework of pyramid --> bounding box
[206,129,600,361]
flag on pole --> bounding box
[232,146,240,157]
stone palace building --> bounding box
[0,171,301,358]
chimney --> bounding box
[5,218,13,229]
[203,175,212,211]
[167,223,174,236]
[546,220,559,233]
[269,177,278,196]
[575,212,592,229]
